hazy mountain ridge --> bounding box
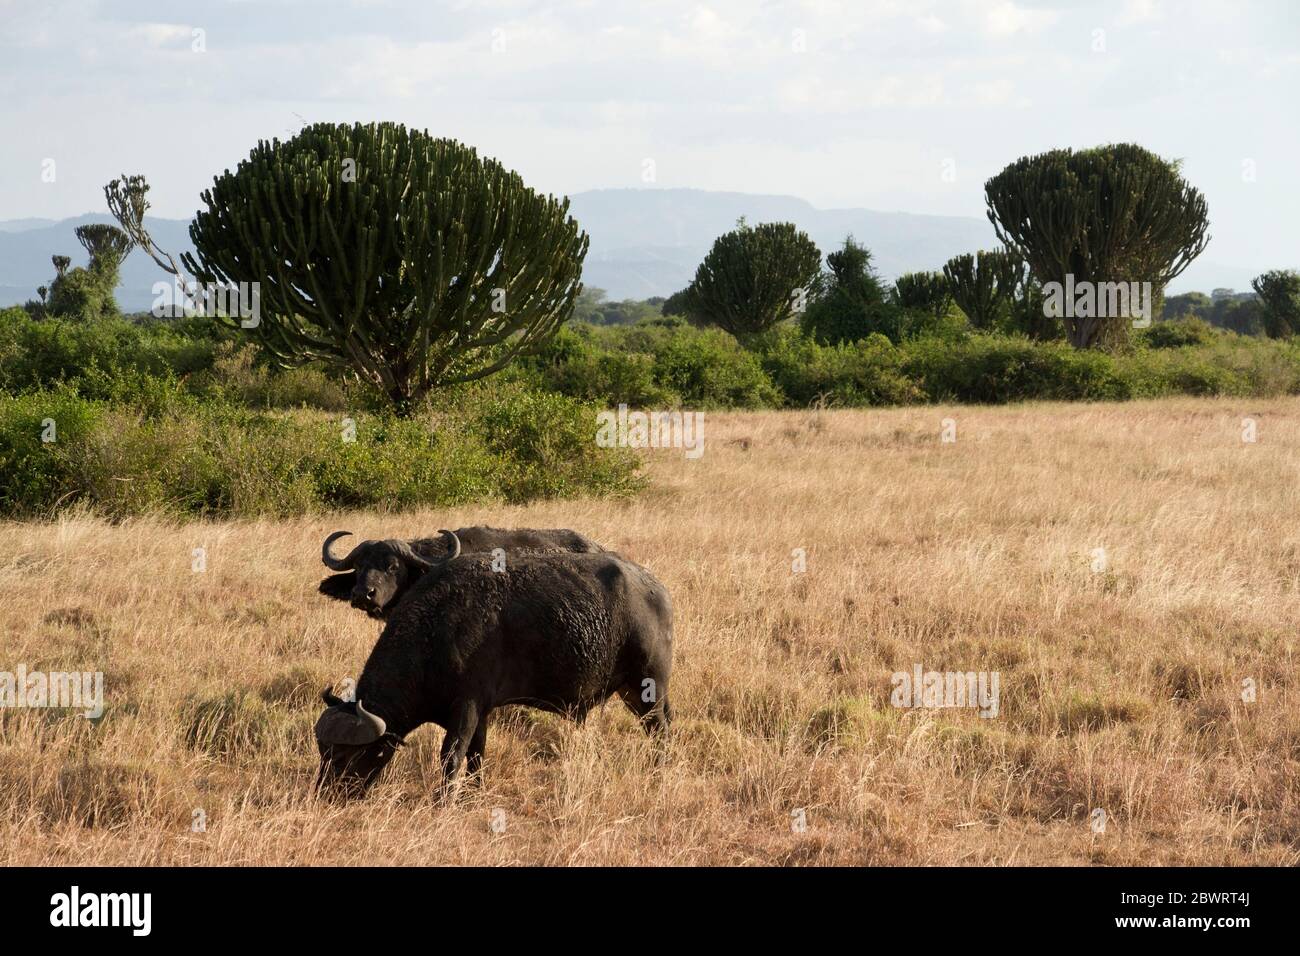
[571,189,998,299]
[0,189,1257,312]
[0,218,58,233]
[0,214,196,313]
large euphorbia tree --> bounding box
[985,143,1209,349]
[182,122,589,412]
[682,219,822,343]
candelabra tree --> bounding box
[942,249,1022,331]
[682,219,822,344]
[179,122,590,412]
[985,143,1209,348]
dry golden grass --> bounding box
[2,396,1298,865]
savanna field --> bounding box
[1,397,1296,866]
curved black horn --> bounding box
[322,531,357,571]
[321,685,345,707]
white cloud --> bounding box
[979,0,1061,37]
[914,14,948,34]
[0,0,1295,272]
[1117,0,1163,26]
[127,22,192,47]
[971,78,1016,106]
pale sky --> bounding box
[2,0,1297,271]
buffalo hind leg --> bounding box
[437,700,481,803]
[465,714,490,783]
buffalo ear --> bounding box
[318,572,357,602]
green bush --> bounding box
[465,380,643,500]
[906,304,972,343]
[1116,335,1300,398]
[0,383,640,519]
[525,318,1300,411]
[305,411,498,513]
[0,387,103,515]
[8,306,1300,524]
[0,307,351,411]
[524,326,678,407]
[889,330,1299,405]
[800,237,901,345]
[46,265,114,322]
[194,342,349,411]
[528,321,780,408]
[1136,317,1218,349]
[650,326,781,408]
[760,329,919,406]
[900,334,1131,403]
[0,308,220,396]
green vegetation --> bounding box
[0,376,636,520]
[942,249,1022,332]
[522,313,1300,409]
[985,143,1210,349]
[570,287,665,326]
[1251,270,1300,339]
[798,237,901,345]
[891,270,952,329]
[4,133,1297,523]
[0,307,637,519]
[180,122,589,413]
[670,219,822,342]
[1161,290,1262,335]
[524,319,780,408]
[31,224,135,322]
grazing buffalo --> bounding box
[319,526,605,619]
[314,538,673,799]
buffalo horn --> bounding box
[356,699,386,737]
[321,685,345,707]
[394,530,461,570]
[315,698,387,746]
[322,531,357,571]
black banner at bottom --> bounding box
[0,865,1277,941]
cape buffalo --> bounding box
[314,540,673,800]
[319,526,605,619]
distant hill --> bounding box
[0,218,58,233]
[0,189,1261,311]
[0,214,196,313]
[569,189,998,299]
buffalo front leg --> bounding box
[437,700,481,803]
[619,679,671,736]
[618,683,671,770]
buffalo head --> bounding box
[313,686,402,798]
[319,529,461,618]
